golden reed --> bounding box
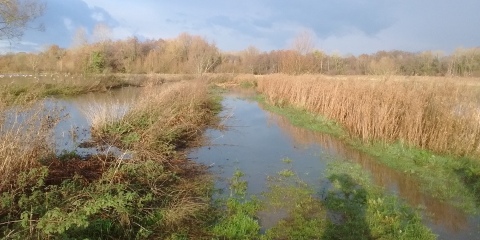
[257,74,480,157]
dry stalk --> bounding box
[0,102,60,189]
[257,74,480,156]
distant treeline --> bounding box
[1,32,479,76]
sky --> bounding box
[1,0,479,55]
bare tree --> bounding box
[0,0,45,40]
[92,23,112,44]
[27,52,38,72]
[70,27,88,49]
[189,36,220,75]
[241,45,260,73]
[291,30,316,55]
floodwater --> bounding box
[53,87,140,157]
[189,89,480,240]
[20,87,140,158]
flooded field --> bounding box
[189,90,480,239]
[2,84,479,238]
[52,87,140,157]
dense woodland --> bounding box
[1,29,479,77]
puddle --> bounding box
[189,90,480,239]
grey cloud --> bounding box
[19,0,117,51]
[206,16,264,37]
[264,0,396,38]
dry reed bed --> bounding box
[257,74,480,157]
[130,80,212,154]
[0,102,60,190]
[79,99,132,133]
[94,79,216,164]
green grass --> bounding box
[261,173,328,240]
[0,75,137,105]
[0,159,214,239]
[211,162,434,239]
[356,141,480,212]
[277,169,295,177]
[324,162,435,240]
[282,157,293,164]
[258,161,435,239]
[212,169,260,239]
[257,95,346,138]
[257,94,480,214]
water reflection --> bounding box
[54,87,140,157]
[266,109,479,238]
[190,90,480,240]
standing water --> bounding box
[48,87,140,157]
[189,90,480,239]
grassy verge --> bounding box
[215,162,435,239]
[257,94,347,138]
[321,161,435,239]
[0,74,161,105]
[260,98,480,213]
[0,79,222,239]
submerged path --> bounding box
[189,90,480,239]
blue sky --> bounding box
[1,0,479,55]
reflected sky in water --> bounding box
[189,90,480,240]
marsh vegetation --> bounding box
[1,72,480,239]
[254,74,480,213]
[0,77,222,239]
[2,1,480,238]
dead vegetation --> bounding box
[0,78,220,239]
[0,102,62,190]
[257,74,480,157]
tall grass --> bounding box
[0,102,60,190]
[98,80,218,160]
[0,78,220,239]
[79,99,132,135]
[257,74,480,157]
[263,97,480,212]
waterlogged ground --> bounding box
[17,87,141,157]
[6,85,479,238]
[189,89,480,239]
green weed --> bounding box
[210,162,434,239]
[259,97,347,138]
[325,162,436,240]
[262,174,327,240]
[1,158,213,239]
[277,169,295,177]
[212,169,260,239]
[282,157,292,164]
